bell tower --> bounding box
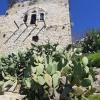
[0,0,72,54]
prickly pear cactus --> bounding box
[82,56,88,66]
[0,44,95,100]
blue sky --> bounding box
[0,0,100,40]
[70,0,100,40]
[0,0,8,15]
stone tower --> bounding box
[0,0,72,54]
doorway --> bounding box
[30,14,36,24]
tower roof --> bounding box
[9,0,68,8]
[9,0,29,8]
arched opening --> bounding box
[30,14,36,24]
[32,36,39,42]
[3,34,6,38]
[40,13,44,21]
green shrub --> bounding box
[88,51,100,67]
[75,30,100,53]
[88,95,100,100]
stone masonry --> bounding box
[0,0,72,55]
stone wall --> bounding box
[0,0,72,55]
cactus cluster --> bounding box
[0,43,95,100]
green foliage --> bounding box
[76,30,100,53]
[44,73,52,87]
[52,71,60,88]
[88,51,100,67]
[0,43,95,100]
[75,29,100,69]
[82,56,88,66]
[88,95,100,100]
[81,78,91,87]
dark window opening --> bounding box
[62,26,65,29]
[32,36,39,42]
[23,14,28,23]
[3,34,6,38]
[30,14,36,24]
[40,13,44,21]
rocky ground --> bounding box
[93,68,100,93]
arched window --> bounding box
[30,14,36,24]
[40,13,44,21]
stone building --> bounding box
[0,0,72,54]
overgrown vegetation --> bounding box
[75,30,100,53]
[0,43,95,100]
[88,95,100,100]
[75,30,100,68]
[0,29,100,99]
[88,51,100,68]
